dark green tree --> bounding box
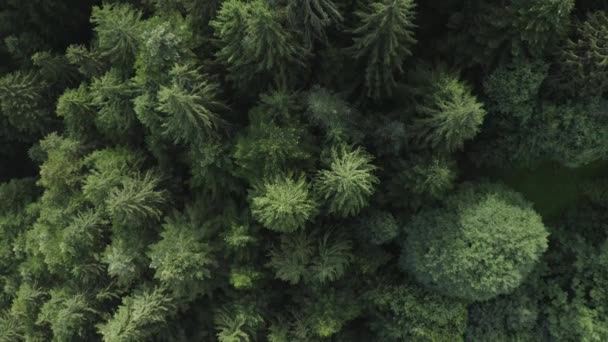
[350,0,417,98]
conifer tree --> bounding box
[410,67,486,152]
[147,209,217,299]
[561,11,608,96]
[37,289,97,341]
[286,0,343,47]
[97,288,175,342]
[512,0,574,50]
[156,64,224,146]
[89,68,138,141]
[212,0,306,88]
[0,71,51,135]
[90,3,143,67]
[315,145,379,217]
[250,175,318,233]
[350,0,417,98]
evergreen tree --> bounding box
[561,11,608,96]
[250,175,318,233]
[409,66,487,152]
[286,0,343,47]
[90,3,143,67]
[156,64,224,146]
[350,0,417,98]
[315,145,379,217]
[97,288,175,342]
[212,0,306,88]
[147,208,217,299]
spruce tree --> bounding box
[409,67,487,152]
[250,175,318,233]
[315,145,379,217]
[350,0,417,98]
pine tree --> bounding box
[286,0,343,47]
[97,288,174,342]
[315,145,379,217]
[0,71,52,135]
[409,67,486,152]
[233,107,314,183]
[267,229,353,285]
[356,211,399,245]
[37,289,97,341]
[147,209,217,299]
[250,175,318,233]
[212,0,306,88]
[91,3,143,67]
[156,64,224,146]
[561,11,608,96]
[512,0,574,50]
[106,171,167,225]
[214,303,264,342]
[305,86,362,143]
[350,0,417,98]
[89,69,138,140]
[56,84,97,140]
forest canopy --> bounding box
[1,0,608,341]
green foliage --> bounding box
[356,210,399,245]
[37,289,97,341]
[250,175,317,233]
[3,0,608,340]
[56,85,96,140]
[97,288,174,342]
[0,71,51,135]
[315,145,379,217]
[268,230,353,285]
[214,303,264,342]
[350,0,417,98]
[157,64,224,145]
[367,281,468,341]
[305,86,361,143]
[286,0,343,47]
[106,171,166,225]
[410,67,486,152]
[483,58,548,123]
[402,183,548,301]
[147,209,217,298]
[466,288,542,341]
[89,68,137,139]
[398,156,458,203]
[562,10,608,96]
[233,108,313,183]
[512,0,574,49]
[212,0,306,88]
[91,3,143,67]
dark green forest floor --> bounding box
[482,160,608,220]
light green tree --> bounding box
[315,145,379,217]
[250,175,317,233]
[401,182,548,301]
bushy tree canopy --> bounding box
[402,183,549,301]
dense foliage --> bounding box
[1,0,607,340]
